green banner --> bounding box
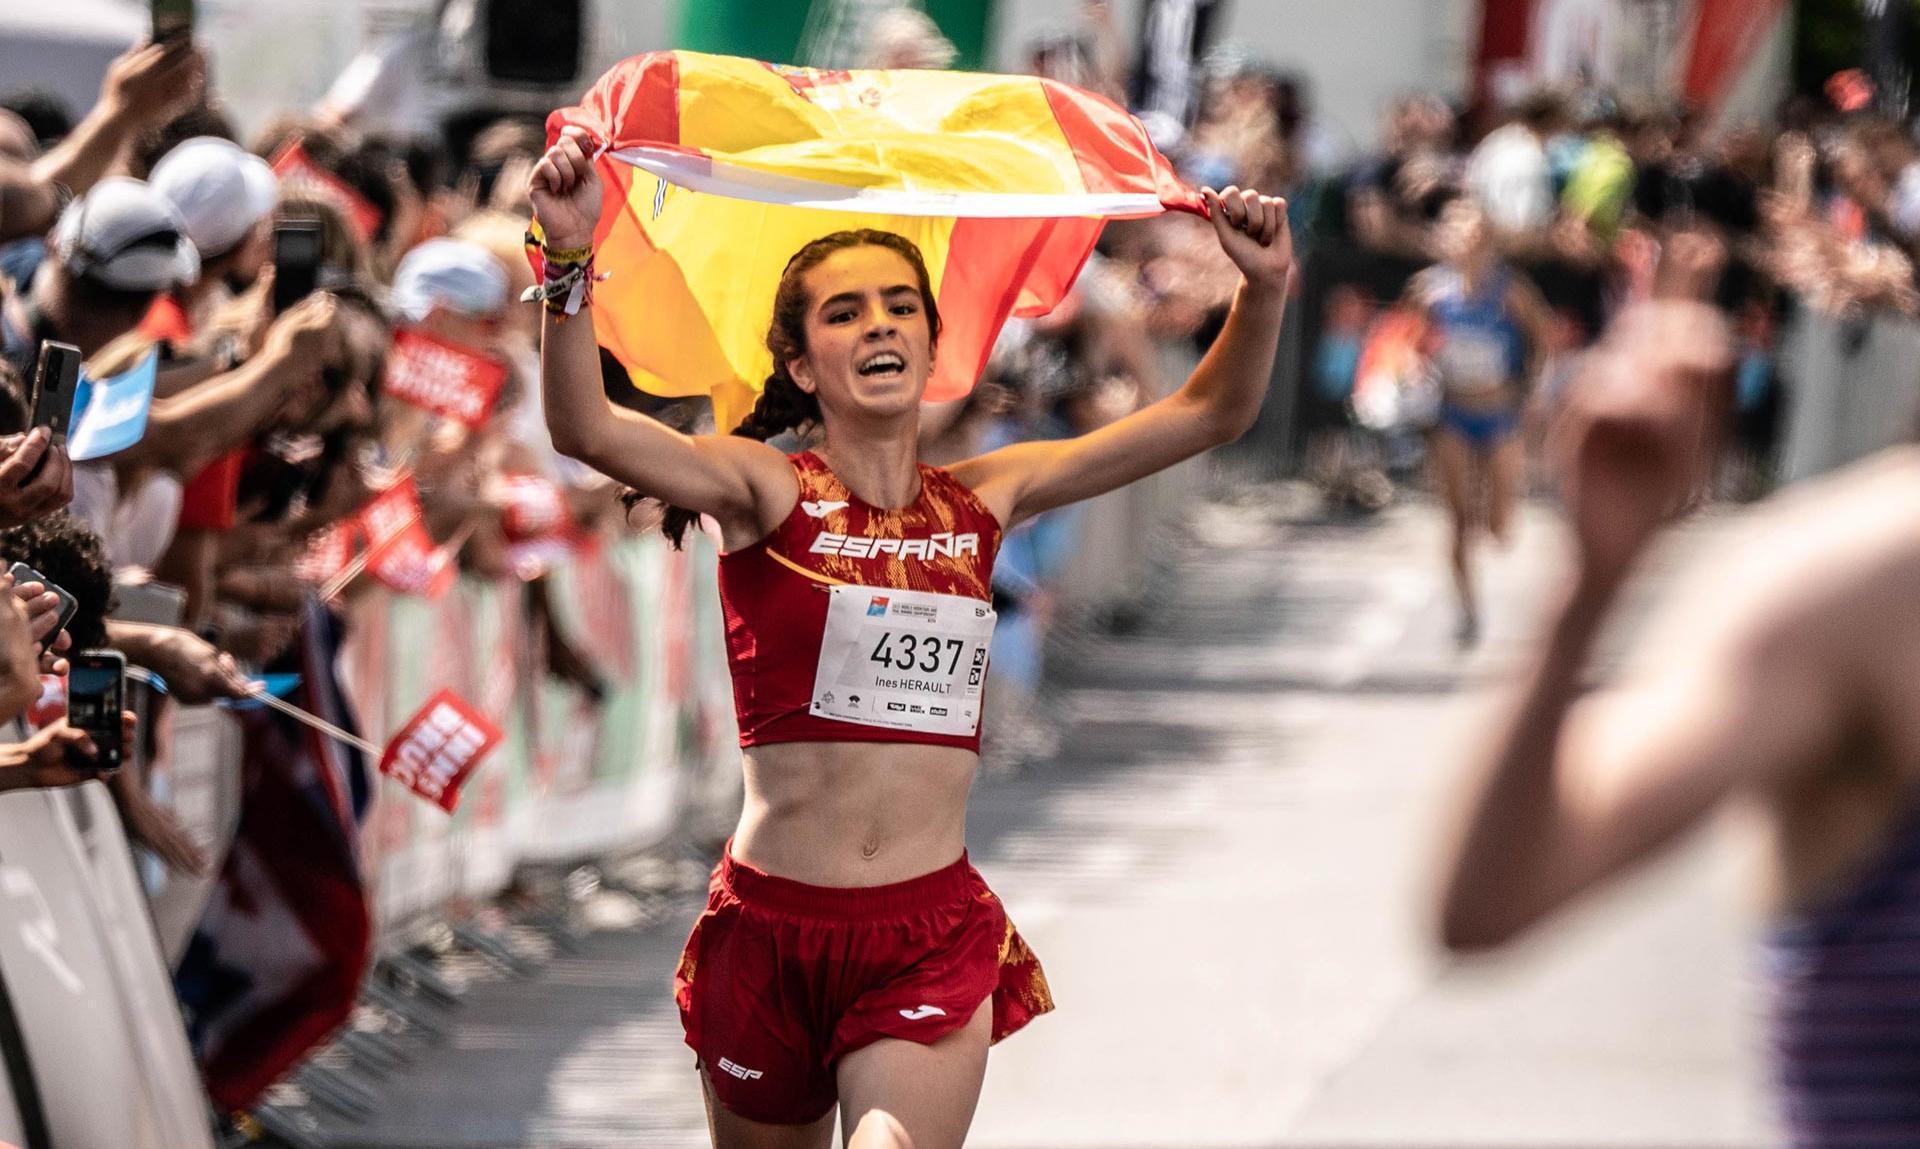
[676,0,996,72]
[676,0,814,65]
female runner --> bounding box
[1411,193,1554,645]
[529,125,1292,1149]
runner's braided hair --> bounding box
[649,229,942,547]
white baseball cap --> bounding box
[53,177,201,292]
[390,238,509,323]
[149,137,280,260]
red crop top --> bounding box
[717,451,1003,752]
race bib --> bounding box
[1434,329,1510,389]
[810,585,996,737]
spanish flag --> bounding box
[548,51,1203,430]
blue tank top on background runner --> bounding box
[1422,265,1527,395]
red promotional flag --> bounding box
[498,473,570,540]
[294,521,360,586]
[356,474,424,553]
[378,689,504,812]
[366,517,456,599]
[382,329,509,429]
[270,142,385,242]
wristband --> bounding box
[518,255,605,319]
[541,241,593,264]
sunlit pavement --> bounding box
[337,492,1777,1149]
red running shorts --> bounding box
[674,846,1053,1125]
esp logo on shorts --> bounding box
[379,690,504,812]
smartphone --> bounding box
[151,0,194,42]
[66,651,126,771]
[30,340,81,444]
[6,563,78,638]
[272,220,325,315]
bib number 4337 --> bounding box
[811,585,996,737]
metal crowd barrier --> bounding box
[1779,307,1920,482]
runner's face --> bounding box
[790,246,933,420]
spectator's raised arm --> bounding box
[0,40,206,243]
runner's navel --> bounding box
[861,841,880,860]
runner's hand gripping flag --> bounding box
[544,50,1205,430]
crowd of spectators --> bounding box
[0,32,624,868]
[1224,70,1920,508]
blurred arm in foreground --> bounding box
[1436,232,1920,952]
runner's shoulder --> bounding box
[1684,446,1920,649]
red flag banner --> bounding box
[294,521,361,586]
[356,474,424,552]
[366,517,456,598]
[379,689,504,812]
[382,329,509,429]
[495,471,590,580]
[271,142,385,242]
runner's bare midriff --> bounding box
[1441,378,1518,412]
[731,740,977,887]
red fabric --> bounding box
[366,517,455,599]
[717,452,1001,753]
[942,215,1104,383]
[137,294,243,531]
[378,689,503,812]
[178,450,244,531]
[138,293,193,345]
[1682,0,1787,111]
[1039,77,1203,211]
[271,142,385,242]
[192,611,370,1111]
[382,328,509,429]
[675,846,1052,1125]
[1474,0,1536,107]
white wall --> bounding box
[991,0,1477,156]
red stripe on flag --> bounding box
[929,216,1105,404]
[548,50,681,255]
[1038,79,1202,213]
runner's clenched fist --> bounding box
[528,126,605,253]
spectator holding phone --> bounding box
[142,137,278,349]
[1,177,200,377]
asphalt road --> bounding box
[333,493,1779,1149]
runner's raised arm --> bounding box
[951,186,1293,527]
[530,127,796,545]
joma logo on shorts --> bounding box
[718,1057,764,1081]
[810,532,980,560]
